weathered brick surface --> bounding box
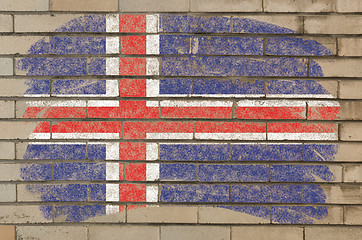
[0,36,49,54]
[0,205,52,223]
[17,226,87,240]
[339,81,362,99]
[264,0,335,12]
[119,0,189,12]
[50,0,118,12]
[161,226,230,240]
[0,79,34,97]
[0,184,16,202]
[127,206,198,223]
[341,123,362,141]
[336,0,362,12]
[0,225,15,240]
[0,15,13,32]
[14,15,83,32]
[337,101,362,120]
[305,16,362,34]
[305,227,362,240]
[311,59,362,77]
[0,122,49,139]
[0,101,14,118]
[344,165,362,183]
[321,185,362,204]
[232,226,303,240]
[334,143,362,162]
[344,206,362,225]
[0,58,13,76]
[0,0,49,11]
[338,38,362,56]
[0,142,15,160]
[190,0,262,12]
[89,226,159,240]
[0,164,21,181]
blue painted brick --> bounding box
[304,144,339,162]
[266,80,330,96]
[272,206,328,224]
[159,79,192,95]
[24,79,50,95]
[54,205,106,222]
[231,144,303,161]
[219,206,270,220]
[159,15,191,33]
[20,164,52,181]
[160,164,196,181]
[51,37,106,54]
[52,80,106,95]
[160,184,229,202]
[303,184,327,204]
[54,163,106,180]
[160,35,190,54]
[26,184,87,202]
[88,144,107,160]
[309,59,324,77]
[55,16,85,32]
[193,79,265,95]
[233,18,296,34]
[198,164,269,182]
[28,38,50,54]
[23,144,87,160]
[86,15,106,32]
[271,165,336,182]
[88,58,106,75]
[159,144,230,161]
[89,184,106,201]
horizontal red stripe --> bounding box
[23,107,86,118]
[123,122,193,139]
[33,122,51,133]
[52,122,122,133]
[88,101,158,118]
[161,107,232,119]
[268,123,337,133]
[237,107,305,119]
[308,107,340,120]
[195,122,266,133]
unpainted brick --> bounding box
[0,184,16,202]
[0,164,21,181]
[336,0,362,12]
[119,0,189,12]
[232,226,303,240]
[334,143,362,162]
[317,80,338,98]
[0,0,49,11]
[339,81,362,99]
[338,38,362,56]
[127,205,198,223]
[305,227,362,240]
[199,206,270,224]
[321,185,362,204]
[0,142,15,160]
[50,0,118,11]
[341,123,362,141]
[264,0,335,12]
[281,206,342,224]
[344,206,362,225]
[337,101,362,120]
[89,226,159,240]
[0,36,49,54]
[161,226,230,240]
[0,101,15,118]
[190,0,262,12]
[0,121,49,139]
[0,15,13,32]
[17,226,87,240]
[305,16,362,34]
[312,59,362,77]
[0,205,51,223]
[0,58,13,76]
[344,165,362,183]
[14,14,83,32]
[83,209,125,223]
[0,225,15,240]
[0,79,40,97]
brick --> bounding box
[345,206,362,225]
[0,205,51,223]
[119,0,189,12]
[190,0,262,12]
[0,36,49,54]
[0,164,20,181]
[334,143,362,162]
[127,206,197,223]
[15,14,83,32]
[305,227,362,240]
[232,226,303,240]
[0,79,37,97]
[0,58,13,76]
[336,101,362,120]
[0,0,49,11]
[89,226,159,240]
[199,206,270,224]
[0,121,50,139]
[338,38,362,56]
[336,0,362,12]
[0,225,15,240]
[50,0,118,11]
[311,59,362,78]
[344,165,362,183]
[318,185,362,204]
[0,142,15,160]
[17,226,87,240]
[305,16,362,34]
[0,15,13,32]
[84,208,125,223]
[264,0,334,12]
[0,184,16,202]
[161,226,230,240]
[341,123,362,141]
[340,81,362,99]
[0,101,14,118]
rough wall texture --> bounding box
[0,0,361,240]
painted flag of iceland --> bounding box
[18,14,341,223]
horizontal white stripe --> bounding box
[106,205,119,215]
[106,14,119,33]
[146,133,193,139]
[195,133,266,140]
[25,100,86,107]
[308,101,340,107]
[146,35,159,54]
[106,184,119,202]
[29,133,51,139]
[146,143,158,160]
[106,37,120,54]
[266,94,334,99]
[146,101,159,107]
[146,185,158,202]
[146,163,160,181]
[160,100,233,107]
[237,100,306,107]
[192,94,264,98]
[51,94,113,97]
[268,133,338,141]
[146,58,159,75]
[106,80,119,97]
[88,100,120,107]
[106,163,120,181]
[106,58,119,75]
[146,15,159,33]
[23,94,50,97]
[28,142,86,145]
[52,133,119,139]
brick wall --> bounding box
[0,0,362,239]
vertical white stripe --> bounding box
[106,37,120,54]
[146,163,159,181]
[146,143,158,160]
[106,184,119,202]
[106,57,119,75]
[106,163,120,181]
[146,79,159,97]
[146,58,159,75]
[146,185,158,202]
[146,15,159,33]
[106,80,119,97]
[146,35,159,55]
[106,205,119,215]
[106,143,120,160]
[106,14,119,32]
